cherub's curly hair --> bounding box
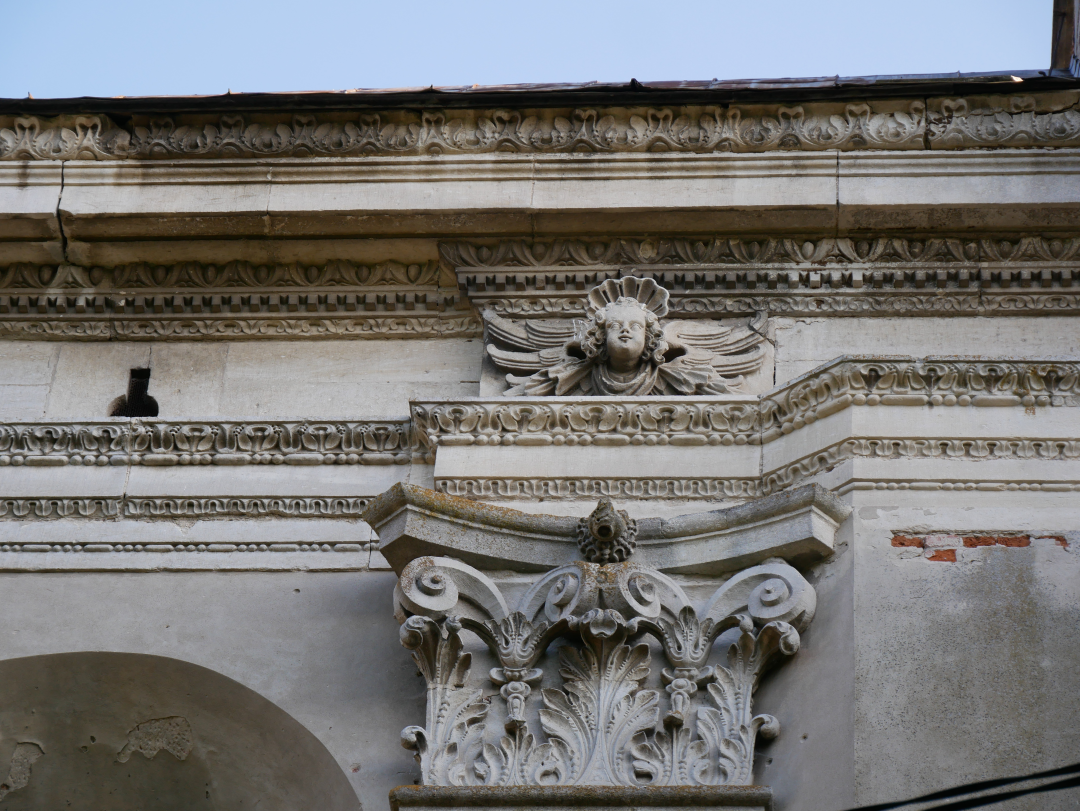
[581,297,667,365]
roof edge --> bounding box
[3,70,1079,117]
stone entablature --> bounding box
[0,356,1076,529]
[4,232,1080,342]
[2,94,1079,161]
[1,358,1073,470]
[365,483,843,575]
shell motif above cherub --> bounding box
[484,277,768,396]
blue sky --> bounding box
[2,0,1053,99]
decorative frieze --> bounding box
[0,419,413,466]
[0,498,121,520]
[760,358,1080,440]
[412,398,763,452]
[0,261,446,291]
[447,235,1080,270]
[446,236,1080,318]
[838,480,1080,494]
[414,358,1080,451]
[762,437,1080,496]
[437,479,764,500]
[2,96,1078,161]
[0,496,370,521]
[0,538,367,553]
[123,496,369,519]
[0,315,482,341]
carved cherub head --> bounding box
[484,274,767,397]
[582,298,666,372]
[580,278,670,373]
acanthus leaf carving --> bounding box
[531,609,659,787]
[394,551,815,788]
[399,615,490,786]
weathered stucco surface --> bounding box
[0,652,359,810]
[851,492,1080,810]
[0,339,483,422]
[0,572,418,809]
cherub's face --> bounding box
[604,304,648,372]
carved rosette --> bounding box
[393,551,815,788]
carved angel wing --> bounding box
[662,313,768,377]
[484,311,582,373]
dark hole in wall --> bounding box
[109,368,159,417]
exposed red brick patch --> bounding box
[926,549,957,562]
[962,534,1031,548]
[1044,535,1070,549]
[997,535,1031,547]
[891,535,924,548]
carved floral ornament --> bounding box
[414,357,1080,453]
[390,498,819,789]
[2,96,1079,160]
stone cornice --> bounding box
[413,357,1080,451]
[0,260,479,340]
[2,95,1079,160]
[447,236,1080,317]
[4,233,1080,341]
[364,482,848,574]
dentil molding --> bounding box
[446,236,1080,318]
[2,95,1079,160]
[0,260,478,340]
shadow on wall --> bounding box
[0,652,359,811]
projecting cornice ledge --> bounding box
[363,482,849,574]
